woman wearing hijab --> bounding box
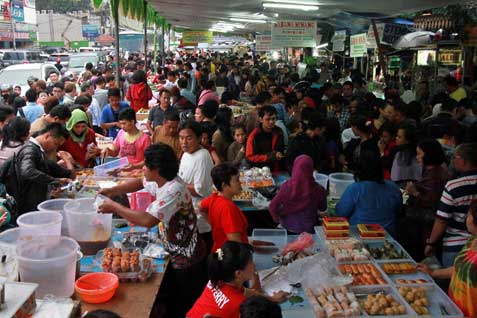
[60,109,100,168]
[269,155,326,233]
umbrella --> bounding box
[95,34,115,45]
[393,31,434,49]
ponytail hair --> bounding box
[208,241,253,287]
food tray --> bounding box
[337,262,391,286]
[386,271,434,285]
[95,248,154,282]
[94,157,129,176]
[75,168,95,177]
[396,284,463,317]
[377,260,418,275]
[77,176,134,189]
[76,187,99,198]
[365,240,412,261]
[351,285,415,316]
[232,190,254,202]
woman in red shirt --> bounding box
[187,241,288,318]
[126,70,153,113]
[200,164,248,252]
[60,109,100,168]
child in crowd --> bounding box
[200,123,222,166]
[226,124,247,167]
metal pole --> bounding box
[113,0,120,89]
[161,20,165,66]
[143,0,147,71]
[153,13,158,73]
[10,2,16,50]
[167,23,171,52]
[371,19,386,77]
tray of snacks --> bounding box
[379,261,417,275]
[325,238,371,262]
[75,168,95,177]
[352,285,413,316]
[116,169,144,178]
[232,190,254,202]
[390,271,433,285]
[305,286,361,317]
[337,263,389,286]
[242,167,274,188]
[76,176,133,189]
[97,247,153,282]
[397,285,463,317]
[365,240,411,261]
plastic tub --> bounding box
[328,173,355,199]
[313,172,329,190]
[17,211,62,240]
[94,157,129,177]
[37,199,73,236]
[16,236,79,298]
[64,198,112,255]
[75,272,119,304]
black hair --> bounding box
[211,163,239,191]
[200,100,219,119]
[204,80,215,90]
[441,97,458,113]
[397,123,418,165]
[131,70,147,84]
[258,105,277,118]
[164,111,180,122]
[82,309,121,318]
[444,75,459,87]
[44,96,60,114]
[417,139,445,166]
[49,105,72,120]
[108,88,121,98]
[95,76,106,86]
[240,296,283,318]
[1,117,30,149]
[356,150,384,183]
[118,108,136,122]
[455,143,477,167]
[179,119,202,138]
[159,89,171,97]
[215,107,233,143]
[306,111,326,131]
[144,143,179,181]
[75,95,92,106]
[379,121,397,137]
[254,92,272,105]
[0,106,15,122]
[25,89,37,103]
[349,114,372,134]
[343,81,354,89]
[208,241,253,287]
[39,122,70,140]
[469,200,477,226]
[13,96,26,110]
[85,62,94,71]
[177,78,188,89]
[53,82,64,90]
[80,82,92,93]
[232,123,246,135]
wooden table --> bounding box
[80,266,167,318]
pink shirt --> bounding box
[198,90,219,106]
[114,130,151,164]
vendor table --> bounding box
[80,268,167,318]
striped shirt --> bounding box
[436,171,477,251]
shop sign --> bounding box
[182,31,213,44]
[438,49,461,66]
[333,41,345,52]
[350,33,367,57]
[271,20,317,48]
[367,23,384,49]
[11,0,23,22]
[256,34,272,52]
[82,24,100,38]
[332,30,346,42]
[0,1,10,22]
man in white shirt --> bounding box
[178,120,214,252]
[163,70,178,91]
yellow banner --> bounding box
[182,31,213,44]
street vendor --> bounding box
[98,143,207,318]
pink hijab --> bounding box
[270,155,326,218]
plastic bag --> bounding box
[252,191,270,210]
[281,232,314,256]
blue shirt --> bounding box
[335,180,402,237]
[18,102,44,123]
[181,89,196,105]
[100,102,130,138]
[272,103,290,124]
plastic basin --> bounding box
[16,236,79,298]
[329,173,355,199]
[17,211,62,240]
[37,199,73,236]
[313,172,329,190]
[64,198,112,255]
[75,272,119,304]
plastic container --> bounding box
[17,211,62,240]
[16,236,79,298]
[37,199,73,236]
[350,285,414,316]
[131,192,155,212]
[94,157,129,177]
[0,228,23,250]
[64,198,112,255]
[328,173,355,199]
[313,172,329,190]
[75,272,119,304]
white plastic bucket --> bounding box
[328,173,355,199]
[313,172,329,190]
[37,199,73,236]
[17,211,62,240]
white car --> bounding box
[0,63,60,95]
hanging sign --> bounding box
[350,33,367,57]
[256,34,272,52]
[182,31,213,44]
[271,20,317,48]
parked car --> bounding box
[0,63,60,95]
[47,53,70,68]
[42,47,67,55]
[68,52,105,74]
[0,50,43,67]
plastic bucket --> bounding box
[37,199,73,236]
[313,172,329,190]
[16,236,79,298]
[64,198,112,255]
[17,211,62,240]
[328,173,355,199]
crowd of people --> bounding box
[0,50,476,317]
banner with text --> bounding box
[271,20,317,48]
[256,34,272,52]
[350,33,367,57]
[182,31,213,44]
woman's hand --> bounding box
[405,182,419,197]
[98,197,119,214]
[0,209,9,226]
[270,291,290,303]
[416,263,434,277]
